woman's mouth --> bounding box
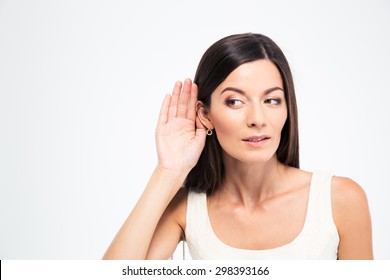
[242,136,271,142]
[242,135,271,146]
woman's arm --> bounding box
[332,176,374,259]
[146,186,188,259]
[103,79,206,259]
[102,168,187,260]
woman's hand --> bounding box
[155,79,206,175]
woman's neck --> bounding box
[217,155,290,209]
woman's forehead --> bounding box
[216,60,283,92]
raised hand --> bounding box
[155,79,206,175]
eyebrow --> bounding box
[220,86,284,95]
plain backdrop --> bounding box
[0,0,389,259]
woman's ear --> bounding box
[196,101,214,130]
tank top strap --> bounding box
[185,191,208,259]
[305,172,336,230]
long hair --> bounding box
[185,33,299,194]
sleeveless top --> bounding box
[185,172,340,259]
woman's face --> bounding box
[208,59,287,164]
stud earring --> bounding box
[206,129,213,136]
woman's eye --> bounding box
[265,98,282,105]
[226,99,243,107]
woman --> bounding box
[103,33,373,260]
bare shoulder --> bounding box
[331,176,369,213]
[331,176,373,259]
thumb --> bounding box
[195,115,207,137]
[195,114,207,130]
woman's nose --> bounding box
[246,103,266,128]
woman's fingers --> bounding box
[176,79,192,118]
[157,94,171,126]
[167,79,196,120]
[168,81,182,119]
[187,83,198,122]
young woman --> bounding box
[103,33,373,260]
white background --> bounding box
[0,0,389,259]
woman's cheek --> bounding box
[212,112,243,138]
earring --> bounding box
[206,129,213,136]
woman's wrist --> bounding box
[151,166,189,194]
[155,165,191,180]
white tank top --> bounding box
[185,172,339,259]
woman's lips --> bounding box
[242,135,271,146]
[242,135,271,142]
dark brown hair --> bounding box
[185,33,299,194]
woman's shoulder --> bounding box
[330,176,371,235]
[288,168,369,209]
[330,175,373,259]
[331,176,368,208]
[293,167,367,199]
